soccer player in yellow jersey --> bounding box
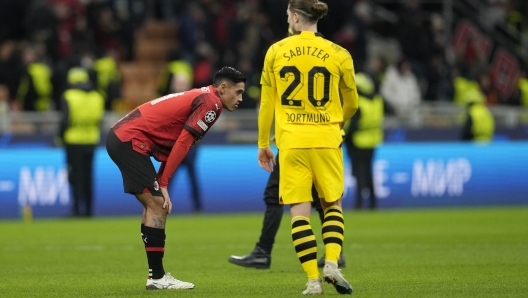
[257,0,358,295]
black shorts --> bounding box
[106,129,163,197]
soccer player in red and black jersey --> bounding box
[106,66,246,290]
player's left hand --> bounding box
[258,147,276,172]
[160,187,172,214]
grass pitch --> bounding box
[1,206,527,297]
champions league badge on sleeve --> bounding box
[205,110,216,123]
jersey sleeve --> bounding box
[158,129,195,187]
[339,52,359,122]
[258,46,277,148]
[184,94,221,139]
[260,46,276,88]
[339,53,356,91]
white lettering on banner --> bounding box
[0,180,15,191]
[374,160,390,198]
[411,159,472,197]
[18,167,70,206]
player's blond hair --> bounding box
[288,0,328,23]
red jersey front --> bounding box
[112,85,223,162]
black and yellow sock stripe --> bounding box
[322,206,344,264]
[291,216,319,279]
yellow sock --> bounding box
[322,206,344,264]
[291,216,319,280]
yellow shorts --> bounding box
[279,148,344,204]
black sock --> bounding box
[141,225,166,279]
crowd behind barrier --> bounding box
[1,0,527,120]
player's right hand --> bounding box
[258,147,276,172]
[160,187,172,214]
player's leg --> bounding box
[281,149,323,294]
[365,148,377,209]
[313,186,346,268]
[228,153,282,269]
[182,147,202,212]
[314,187,346,268]
[66,144,81,216]
[311,185,324,223]
[349,148,364,210]
[80,145,95,216]
[136,191,167,278]
[106,129,193,290]
[313,148,353,294]
[257,152,283,255]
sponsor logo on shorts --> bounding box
[204,110,216,123]
[197,119,208,131]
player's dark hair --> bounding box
[288,0,328,23]
[213,66,247,87]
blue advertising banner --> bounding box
[1,143,527,219]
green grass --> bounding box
[1,206,528,297]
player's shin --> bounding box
[322,206,344,265]
[291,216,319,279]
[141,224,166,279]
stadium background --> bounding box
[1,0,528,218]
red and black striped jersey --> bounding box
[112,85,222,162]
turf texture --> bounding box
[1,206,527,297]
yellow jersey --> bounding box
[259,31,358,149]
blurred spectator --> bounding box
[364,55,387,94]
[0,0,32,42]
[260,0,289,41]
[24,1,61,60]
[507,70,528,106]
[47,0,85,58]
[477,71,499,105]
[236,57,259,109]
[380,58,421,117]
[0,40,23,100]
[119,0,148,61]
[15,44,54,111]
[364,55,394,115]
[24,0,85,62]
[453,69,485,106]
[461,99,495,142]
[335,1,371,72]
[344,73,384,210]
[157,0,187,23]
[425,53,454,101]
[396,0,429,80]
[423,14,454,101]
[0,85,9,132]
[157,47,193,97]
[318,0,353,38]
[192,42,216,88]
[92,5,121,53]
[178,2,215,64]
[481,0,509,30]
[58,67,104,217]
[93,48,121,110]
[505,0,528,50]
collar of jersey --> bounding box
[293,31,324,38]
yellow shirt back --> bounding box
[260,31,357,149]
